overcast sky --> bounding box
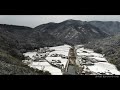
[0,15,120,28]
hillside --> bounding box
[89,21,120,35]
[0,24,51,75]
[1,20,120,75]
[84,33,120,71]
[34,19,109,44]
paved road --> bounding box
[63,46,77,75]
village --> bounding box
[22,44,120,75]
[75,45,120,75]
[22,45,71,75]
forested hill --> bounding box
[1,20,120,74]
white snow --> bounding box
[77,52,94,57]
[23,51,63,75]
[77,48,94,53]
[87,62,120,75]
[89,57,107,62]
[46,57,68,68]
[49,44,71,51]
[23,44,71,75]
[76,45,120,75]
[46,44,71,68]
[48,51,69,57]
[91,29,99,34]
[23,52,37,59]
[77,48,105,60]
[29,62,62,75]
[90,52,103,57]
[22,44,120,75]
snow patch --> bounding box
[23,52,37,59]
[29,62,62,75]
[76,45,120,75]
[23,44,71,75]
[87,62,120,75]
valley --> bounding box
[22,44,120,75]
[1,19,120,75]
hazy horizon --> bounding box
[0,15,120,27]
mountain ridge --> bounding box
[34,19,109,44]
[1,19,120,74]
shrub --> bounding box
[94,48,103,54]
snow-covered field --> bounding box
[46,44,71,68]
[46,57,68,68]
[23,52,63,75]
[22,44,120,75]
[76,45,120,75]
[22,44,71,75]
[49,44,71,52]
[28,62,62,75]
[23,52,37,59]
[87,62,120,75]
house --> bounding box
[38,48,46,53]
[51,54,58,57]
[39,53,47,58]
[22,60,32,65]
[61,55,68,59]
[25,56,31,60]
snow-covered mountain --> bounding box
[1,20,120,75]
[34,19,109,44]
[89,21,120,35]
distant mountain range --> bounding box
[33,20,120,45]
[89,21,120,35]
[1,19,120,74]
[33,19,108,44]
[1,20,120,48]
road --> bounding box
[63,46,77,75]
